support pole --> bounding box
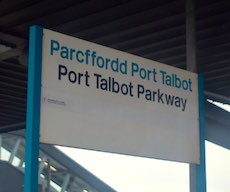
[186,0,206,192]
[186,0,197,73]
[9,138,21,163]
[61,174,71,192]
[24,25,43,192]
[39,156,47,179]
[19,159,24,168]
[46,159,51,192]
[190,76,206,192]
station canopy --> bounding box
[0,0,229,148]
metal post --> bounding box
[186,0,207,192]
[39,156,47,179]
[19,159,24,168]
[197,75,207,192]
[186,0,197,73]
[61,174,71,192]
[9,138,21,164]
[24,25,43,192]
[46,159,51,192]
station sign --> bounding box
[37,28,199,163]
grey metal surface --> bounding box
[205,101,230,150]
[0,161,24,192]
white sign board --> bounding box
[40,28,200,164]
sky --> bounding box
[57,146,189,192]
[57,140,230,192]
[206,141,230,192]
